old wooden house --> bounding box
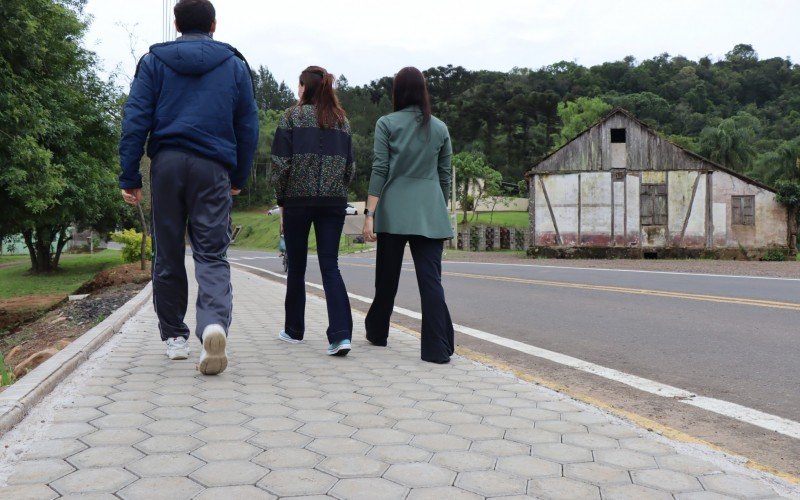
[526,109,789,257]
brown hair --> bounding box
[298,66,346,128]
[393,67,432,127]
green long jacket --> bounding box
[367,106,454,239]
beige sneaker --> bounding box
[198,324,227,375]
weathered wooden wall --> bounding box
[529,110,789,251]
[535,112,709,174]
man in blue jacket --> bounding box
[119,0,258,375]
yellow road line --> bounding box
[342,263,800,311]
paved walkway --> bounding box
[0,267,796,499]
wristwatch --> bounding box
[364,208,374,218]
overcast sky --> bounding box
[84,0,800,93]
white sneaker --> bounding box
[198,324,228,375]
[165,337,190,360]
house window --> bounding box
[732,195,755,225]
[641,184,667,226]
[611,128,626,143]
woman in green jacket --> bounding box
[362,67,454,364]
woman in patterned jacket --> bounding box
[271,66,355,356]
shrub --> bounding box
[0,353,15,386]
[111,229,153,263]
[761,248,787,261]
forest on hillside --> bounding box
[241,44,800,210]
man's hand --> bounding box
[121,188,142,205]
[230,188,242,196]
[363,216,377,243]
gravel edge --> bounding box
[0,282,152,434]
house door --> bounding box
[640,183,668,247]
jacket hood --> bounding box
[150,39,235,76]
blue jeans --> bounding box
[283,206,352,344]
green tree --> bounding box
[776,174,800,253]
[452,152,501,223]
[752,138,800,185]
[252,66,296,112]
[551,97,612,149]
[235,110,281,209]
[699,112,761,171]
[0,0,123,273]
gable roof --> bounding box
[526,107,777,193]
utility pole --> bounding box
[450,162,457,249]
[163,0,177,42]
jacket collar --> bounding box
[177,32,213,42]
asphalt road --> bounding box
[227,248,800,425]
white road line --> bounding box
[232,260,800,440]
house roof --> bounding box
[526,107,777,193]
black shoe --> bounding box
[365,335,387,347]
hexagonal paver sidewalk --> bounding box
[0,265,796,499]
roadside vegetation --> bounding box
[458,211,528,229]
[231,209,370,254]
[0,251,123,300]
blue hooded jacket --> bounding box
[119,34,259,189]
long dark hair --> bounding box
[298,66,346,128]
[392,67,432,127]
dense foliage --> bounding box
[3,0,799,259]
[252,45,800,205]
[0,0,123,272]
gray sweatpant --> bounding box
[150,149,233,341]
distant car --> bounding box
[267,205,280,215]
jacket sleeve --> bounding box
[438,128,453,201]
[367,117,391,197]
[231,62,259,189]
[270,111,293,206]
[119,55,157,189]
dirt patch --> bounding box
[443,250,800,278]
[76,263,151,293]
[1,264,150,386]
[0,295,66,331]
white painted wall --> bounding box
[711,171,787,248]
[580,172,612,241]
[625,173,640,246]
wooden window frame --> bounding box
[640,183,668,226]
[731,195,755,226]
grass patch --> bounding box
[0,255,28,265]
[443,249,527,261]
[0,250,123,300]
[458,211,528,228]
[0,352,14,386]
[231,208,371,254]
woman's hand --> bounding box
[363,216,377,242]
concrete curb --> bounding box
[0,283,153,435]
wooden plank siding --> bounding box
[527,109,790,252]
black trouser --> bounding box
[150,150,233,341]
[365,233,454,363]
[283,206,352,344]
